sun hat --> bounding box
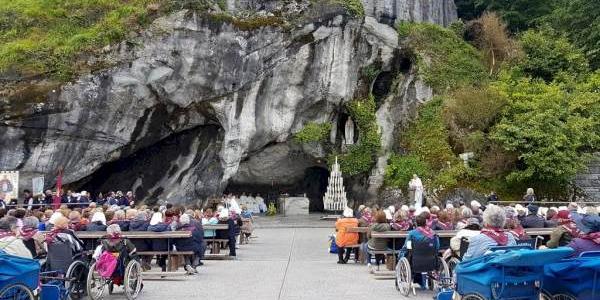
[343,208,353,218]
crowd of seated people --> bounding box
[334,200,600,267]
[0,196,255,275]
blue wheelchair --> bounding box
[543,251,600,300]
[454,247,573,300]
[0,251,39,300]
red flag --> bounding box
[52,168,63,209]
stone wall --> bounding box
[576,154,600,200]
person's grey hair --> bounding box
[461,207,472,219]
[23,216,39,229]
[483,204,506,228]
[526,188,534,195]
[114,210,125,220]
[106,224,121,235]
[0,216,17,231]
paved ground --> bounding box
[127,220,436,300]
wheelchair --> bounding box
[542,251,600,300]
[0,251,39,300]
[86,243,142,300]
[455,247,573,300]
[42,241,91,300]
[447,237,469,277]
[395,239,450,297]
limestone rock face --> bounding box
[0,1,455,203]
[362,0,457,26]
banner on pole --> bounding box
[0,171,19,201]
[32,177,44,196]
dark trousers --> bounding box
[228,237,236,256]
[337,247,358,262]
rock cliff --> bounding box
[0,0,455,205]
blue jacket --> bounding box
[148,223,170,251]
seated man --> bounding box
[463,205,516,260]
[0,216,32,258]
[521,205,545,228]
[44,216,85,272]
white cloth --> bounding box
[0,236,33,259]
[450,229,480,253]
[409,177,424,210]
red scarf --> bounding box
[361,212,373,225]
[44,228,63,244]
[437,221,453,230]
[20,227,37,241]
[561,222,581,238]
[509,226,527,240]
[391,220,411,231]
[481,226,508,246]
[416,226,434,239]
[581,232,600,244]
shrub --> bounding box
[294,122,332,143]
[398,22,488,92]
[385,154,431,188]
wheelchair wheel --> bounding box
[124,260,142,300]
[431,257,450,290]
[447,257,460,277]
[553,294,577,300]
[65,260,87,300]
[0,284,35,300]
[86,262,107,300]
[395,257,412,297]
[462,293,485,300]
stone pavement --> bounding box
[133,222,436,300]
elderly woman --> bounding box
[335,208,359,264]
[505,206,529,241]
[21,216,45,258]
[110,210,130,231]
[148,210,170,272]
[175,214,204,274]
[401,213,440,256]
[546,210,580,248]
[45,216,85,272]
[0,216,32,258]
[566,215,600,256]
[463,205,516,260]
[361,210,390,268]
[391,209,412,231]
[86,211,108,231]
[433,210,454,230]
[456,207,473,230]
[97,224,138,268]
[68,211,87,231]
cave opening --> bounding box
[336,112,358,145]
[372,71,393,104]
[224,166,330,212]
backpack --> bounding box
[96,251,118,278]
[329,235,338,253]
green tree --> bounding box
[473,0,555,32]
[519,28,589,82]
[385,154,431,188]
[491,73,600,185]
[548,0,600,70]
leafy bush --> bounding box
[294,122,332,143]
[398,22,488,92]
[443,86,507,132]
[336,95,381,176]
[385,154,431,188]
[402,97,456,170]
[519,28,589,82]
[491,72,600,185]
[336,0,364,17]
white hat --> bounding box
[343,208,354,218]
[558,206,568,211]
[384,209,393,220]
[401,205,409,211]
[446,203,455,209]
[388,206,395,214]
[470,201,481,208]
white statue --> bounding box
[408,174,424,210]
[344,118,355,145]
